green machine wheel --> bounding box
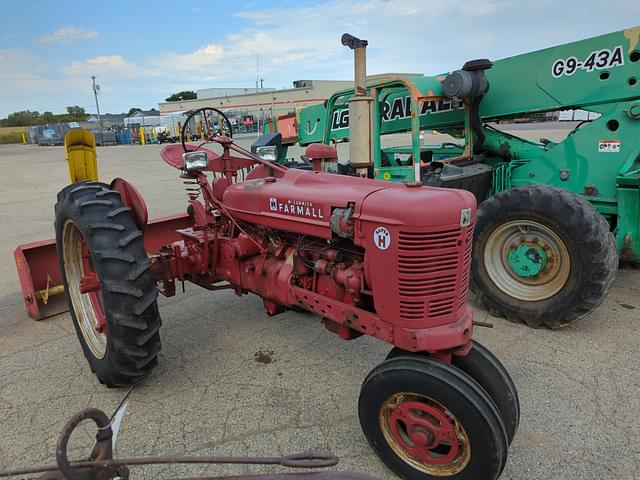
[472,185,618,328]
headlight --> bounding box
[256,145,277,161]
[182,151,208,171]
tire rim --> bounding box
[379,392,471,476]
[62,220,107,359]
[484,220,571,301]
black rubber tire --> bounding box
[55,181,161,387]
[472,185,618,328]
[359,357,508,480]
[385,342,520,445]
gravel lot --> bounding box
[1,129,638,480]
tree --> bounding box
[165,90,197,102]
[4,110,41,126]
[66,105,88,120]
[127,107,143,117]
[42,111,55,124]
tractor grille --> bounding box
[397,225,473,323]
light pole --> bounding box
[91,75,102,145]
[91,76,101,122]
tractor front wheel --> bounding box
[55,182,161,387]
[359,356,508,480]
[472,185,617,328]
[386,341,520,445]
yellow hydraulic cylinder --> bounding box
[64,128,98,182]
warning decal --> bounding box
[598,140,620,153]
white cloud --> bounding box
[151,44,225,70]
[38,26,99,44]
[64,55,150,77]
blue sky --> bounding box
[0,0,638,116]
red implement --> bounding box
[14,213,192,320]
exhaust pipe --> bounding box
[341,33,373,178]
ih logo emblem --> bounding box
[460,208,472,227]
[269,197,278,211]
[374,226,391,250]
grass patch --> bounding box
[0,131,25,144]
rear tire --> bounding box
[55,181,161,387]
[359,357,508,480]
[472,185,617,328]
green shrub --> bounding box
[0,131,24,144]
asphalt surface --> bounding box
[0,129,639,480]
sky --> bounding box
[0,0,638,116]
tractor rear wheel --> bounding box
[55,181,161,387]
[472,185,617,328]
[359,357,508,480]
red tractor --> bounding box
[53,114,518,480]
[51,36,519,480]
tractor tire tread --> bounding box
[107,207,133,219]
[103,282,144,298]
[79,200,113,212]
[95,190,122,199]
[133,290,159,316]
[97,250,136,264]
[135,318,162,345]
[127,259,152,281]
[88,223,126,233]
[119,230,143,247]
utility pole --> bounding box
[91,75,103,145]
[91,75,101,124]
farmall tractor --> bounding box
[15,35,520,480]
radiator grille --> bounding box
[397,225,473,322]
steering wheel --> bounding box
[181,107,233,152]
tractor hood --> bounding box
[222,169,476,242]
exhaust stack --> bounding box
[341,33,373,177]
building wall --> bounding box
[197,87,275,99]
[159,80,354,118]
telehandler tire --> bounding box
[386,341,520,445]
[55,181,161,387]
[472,185,617,328]
[359,356,508,480]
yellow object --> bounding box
[64,128,98,182]
[35,275,65,305]
[21,131,26,144]
[140,127,146,145]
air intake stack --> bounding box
[341,33,373,177]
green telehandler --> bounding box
[262,27,640,328]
